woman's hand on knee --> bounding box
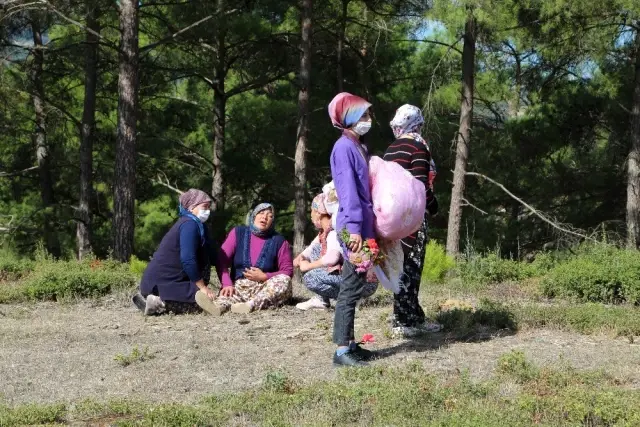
[202,287,216,300]
[219,286,235,297]
[299,260,311,273]
[293,254,303,268]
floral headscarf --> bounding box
[390,104,437,189]
[178,189,212,245]
[390,104,424,137]
[179,189,212,211]
[311,193,340,273]
[389,104,429,149]
[246,203,275,238]
[328,92,371,130]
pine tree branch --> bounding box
[36,0,118,51]
[227,71,290,97]
[390,38,463,55]
[461,197,487,215]
[0,166,38,177]
[140,9,239,54]
[152,172,184,195]
[465,171,597,242]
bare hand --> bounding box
[219,286,235,297]
[244,267,268,282]
[202,287,216,300]
[299,260,312,273]
[348,233,363,253]
[293,254,303,268]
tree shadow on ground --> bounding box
[375,302,519,359]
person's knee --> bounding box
[268,274,292,287]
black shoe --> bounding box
[352,344,376,361]
[132,293,146,312]
[333,350,368,367]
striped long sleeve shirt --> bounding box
[383,137,437,253]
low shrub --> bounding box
[542,244,640,304]
[129,255,148,278]
[458,253,528,284]
[497,350,539,383]
[422,241,455,283]
[514,302,640,336]
[0,258,137,303]
[456,249,562,286]
[0,250,34,281]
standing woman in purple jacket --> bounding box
[327,92,377,367]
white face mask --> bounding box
[197,209,210,222]
[353,121,372,136]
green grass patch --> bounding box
[114,346,155,367]
[434,297,640,338]
[2,357,640,426]
[0,403,66,426]
[513,302,640,337]
[0,257,137,303]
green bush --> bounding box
[0,250,34,281]
[456,249,560,285]
[458,253,527,284]
[23,260,136,301]
[513,302,640,336]
[496,350,539,383]
[0,258,137,303]
[542,245,640,304]
[422,241,455,283]
[129,255,148,278]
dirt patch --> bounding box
[1,296,639,406]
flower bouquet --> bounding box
[338,229,384,274]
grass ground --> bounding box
[1,252,640,426]
[1,283,640,426]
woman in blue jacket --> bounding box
[133,189,220,315]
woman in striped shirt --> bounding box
[383,104,441,338]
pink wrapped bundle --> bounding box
[369,156,426,240]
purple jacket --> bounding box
[330,134,375,239]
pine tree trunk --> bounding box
[336,0,348,92]
[446,13,476,256]
[212,86,226,212]
[113,0,139,262]
[31,18,60,258]
[626,26,640,249]
[77,3,100,260]
[211,0,227,211]
[293,0,313,264]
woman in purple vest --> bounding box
[133,189,221,315]
[201,203,293,315]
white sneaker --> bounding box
[144,294,165,316]
[391,322,443,338]
[296,297,328,311]
[391,326,422,338]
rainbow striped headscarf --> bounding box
[328,92,371,130]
